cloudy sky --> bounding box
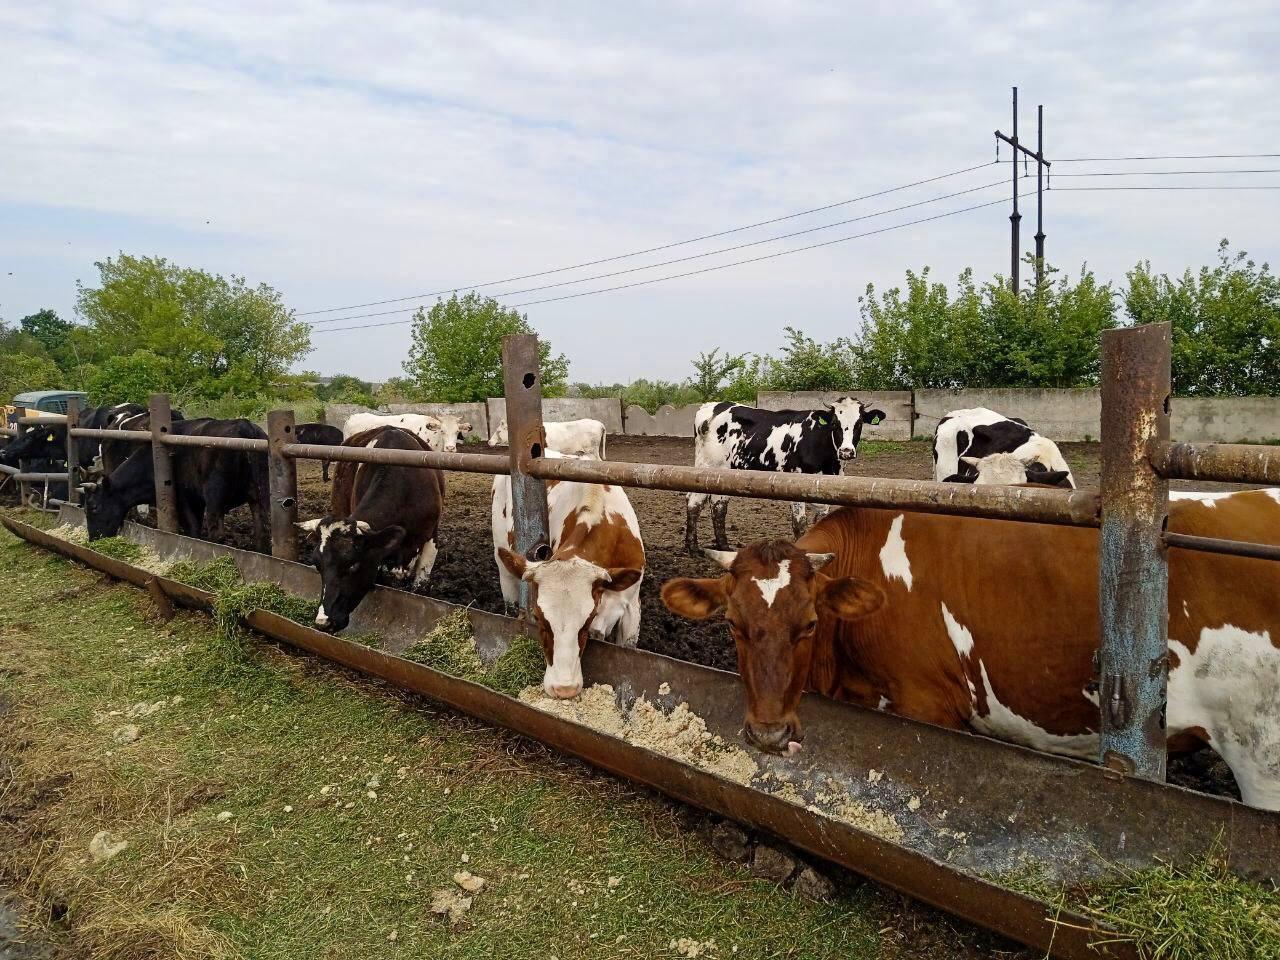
[2,1,1277,383]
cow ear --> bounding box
[862,408,886,425]
[1041,470,1071,487]
[661,576,731,620]
[497,546,531,581]
[459,422,472,434]
[959,456,981,467]
[815,574,885,621]
[602,567,642,592]
[296,518,322,537]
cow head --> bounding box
[959,453,1071,488]
[422,415,471,454]
[660,541,884,754]
[0,424,65,467]
[83,476,129,540]
[299,517,405,632]
[488,420,508,447]
[825,398,885,461]
[497,548,642,699]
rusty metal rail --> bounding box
[1165,531,1280,562]
[160,432,268,452]
[527,455,1102,527]
[68,427,151,442]
[1157,441,1280,485]
[282,442,510,475]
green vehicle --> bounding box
[10,390,89,416]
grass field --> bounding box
[0,525,1010,960]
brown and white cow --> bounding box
[492,454,644,699]
[662,488,1280,810]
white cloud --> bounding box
[0,0,1277,381]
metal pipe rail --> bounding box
[1165,531,1280,563]
[282,442,510,475]
[526,455,1102,528]
[9,472,71,483]
[69,427,152,442]
[1158,441,1280,485]
[159,433,267,453]
[0,463,19,476]
[15,416,66,426]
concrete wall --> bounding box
[323,402,487,439]
[383,402,488,439]
[1172,396,1280,443]
[913,389,1103,441]
[622,403,702,437]
[755,391,914,441]
[485,397,624,439]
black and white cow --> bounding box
[685,398,886,553]
[294,423,344,481]
[83,418,269,549]
[933,407,1074,488]
[298,426,446,633]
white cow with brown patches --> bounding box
[663,488,1280,810]
[492,453,644,699]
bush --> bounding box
[0,352,64,400]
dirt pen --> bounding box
[4,323,1280,958]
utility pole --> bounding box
[994,87,1051,292]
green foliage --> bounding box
[315,373,376,406]
[764,326,859,392]
[75,253,311,401]
[402,293,568,402]
[690,348,746,398]
[1127,240,1280,396]
[855,260,1118,389]
[84,350,174,406]
[576,378,703,413]
[0,351,64,400]
[19,309,79,369]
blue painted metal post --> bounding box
[1098,322,1171,781]
[501,334,551,615]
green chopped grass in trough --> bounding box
[483,628,546,696]
[3,525,990,960]
[86,535,145,563]
[403,608,486,680]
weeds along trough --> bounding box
[6,507,1280,960]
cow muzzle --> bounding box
[838,447,857,461]
[744,719,804,755]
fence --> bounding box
[9,324,1280,784]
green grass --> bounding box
[3,526,989,960]
[87,535,145,563]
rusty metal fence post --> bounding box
[64,396,81,506]
[501,334,551,615]
[267,409,299,562]
[1098,322,1171,781]
[148,394,180,534]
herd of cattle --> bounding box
[3,397,1277,811]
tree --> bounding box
[689,348,745,399]
[402,293,569,402]
[763,327,858,392]
[19,309,78,370]
[84,351,175,406]
[0,352,64,401]
[1126,241,1280,396]
[75,254,311,399]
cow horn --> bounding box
[702,548,737,570]
[78,481,98,493]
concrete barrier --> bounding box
[755,391,914,441]
[622,403,702,437]
[323,403,378,430]
[383,402,488,439]
[486,397,624,440]
[1172,396,1280,443]
[913,389,1102,441]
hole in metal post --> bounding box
[522,373,536,389]
[528,542,551,561]
[530,443,542,459]
[1163,394,1171,416]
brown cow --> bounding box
[662,488,1280,810]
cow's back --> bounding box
[332,427,443,541]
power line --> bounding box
[295,160,999,317]
[1050,167,1280,177]
[312,192,1027,334]
[1051,185,1280,191]
[305,178,1008,327]
[1002,152,1280,163]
